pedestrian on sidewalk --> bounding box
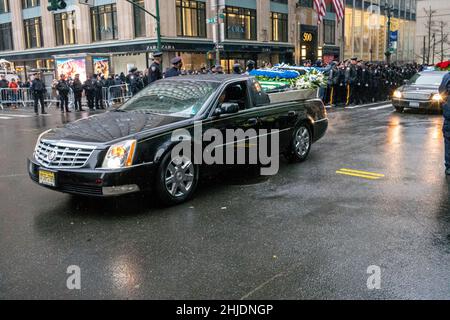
[7,78,19,109]
[31,73,47,115]
[439,71,450,175]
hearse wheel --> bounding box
[287,124,312,163]
[395,106,404,113]
[155,152,199,205]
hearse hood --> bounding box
[42,111,185,144]
[400,84,439,94]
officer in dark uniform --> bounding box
[345,57,358,106]
[371,65,382,102]
[165,57,183,78]
[325,62,338,107]
[359,63,371,104]
[439,72,450,175]
[246,60,256,74]
[148,52,163,84]
[354,61,363,105]
[336,62,347,106]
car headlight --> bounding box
[102,140,137,169]
[432,93,443,102]
[393,90,402,99]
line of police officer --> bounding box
[325,57,418,107]
[147,52,184,85]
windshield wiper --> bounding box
[113,109,128,113]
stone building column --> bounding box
[10,0,25,51]
[257,0,270,42]
[41,0,56,48]
[117,0,134,40]
[76,1,91,44]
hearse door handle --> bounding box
[288,111,298,117]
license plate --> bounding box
[39,170,56,187]
[409,101,420,108]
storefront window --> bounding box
[0,0,9,13]
[224,6,257,41]
[271,12,288,42]
[21,0,40,9]
[0,22,13,51]
[133,0,146,38]
[177,52,208,72]
[176,0,206,38]
[55,11,77,46]
[91,4,118,42]
[24,17,43,49]
[323,20,335,44]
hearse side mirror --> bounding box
[214,103,239,116]
[403,79,410,85]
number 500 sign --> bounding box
[302,32,313,42]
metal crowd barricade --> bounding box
[103,84,132,109]
[0,87,72,110]
[0,88,34,109]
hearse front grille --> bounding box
[35,141,96,169]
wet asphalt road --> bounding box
[0,104,449,300]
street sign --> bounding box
[207,17,217,24]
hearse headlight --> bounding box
[432,93,443,102]
[102,140,137,169]
[393,90,402,99]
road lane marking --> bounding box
[1,114,34,118]
[0,116,13,120]
[345,105,364,109]
[369,104,393,110]
[336,168,385,180]
[345,101,391,109]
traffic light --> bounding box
[47,0,67,11]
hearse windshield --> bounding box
[119,80,219,117]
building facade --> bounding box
[0,0,343,79]
[414,0,450,64]
[343,0,417,63]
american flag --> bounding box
[313,0,327,25]
[331,0,345,23]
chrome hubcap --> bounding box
[165,156,195,197]
[294,127,310,157]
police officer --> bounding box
[31,73,47,115]
[71,74,84,111]
[165,57,183,78]
[83,76,97,110]
[336,62,347,106]
[325,62,339,107]
[56,74,71,113]
[246,60,256,74]
[345,57,358,106]
[148,52,163,84]
[439,72,450,175]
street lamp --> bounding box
[384,1,395,64]
[124,0,162,53]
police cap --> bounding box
[171,56,182,65]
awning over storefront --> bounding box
[1,38,295,61]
